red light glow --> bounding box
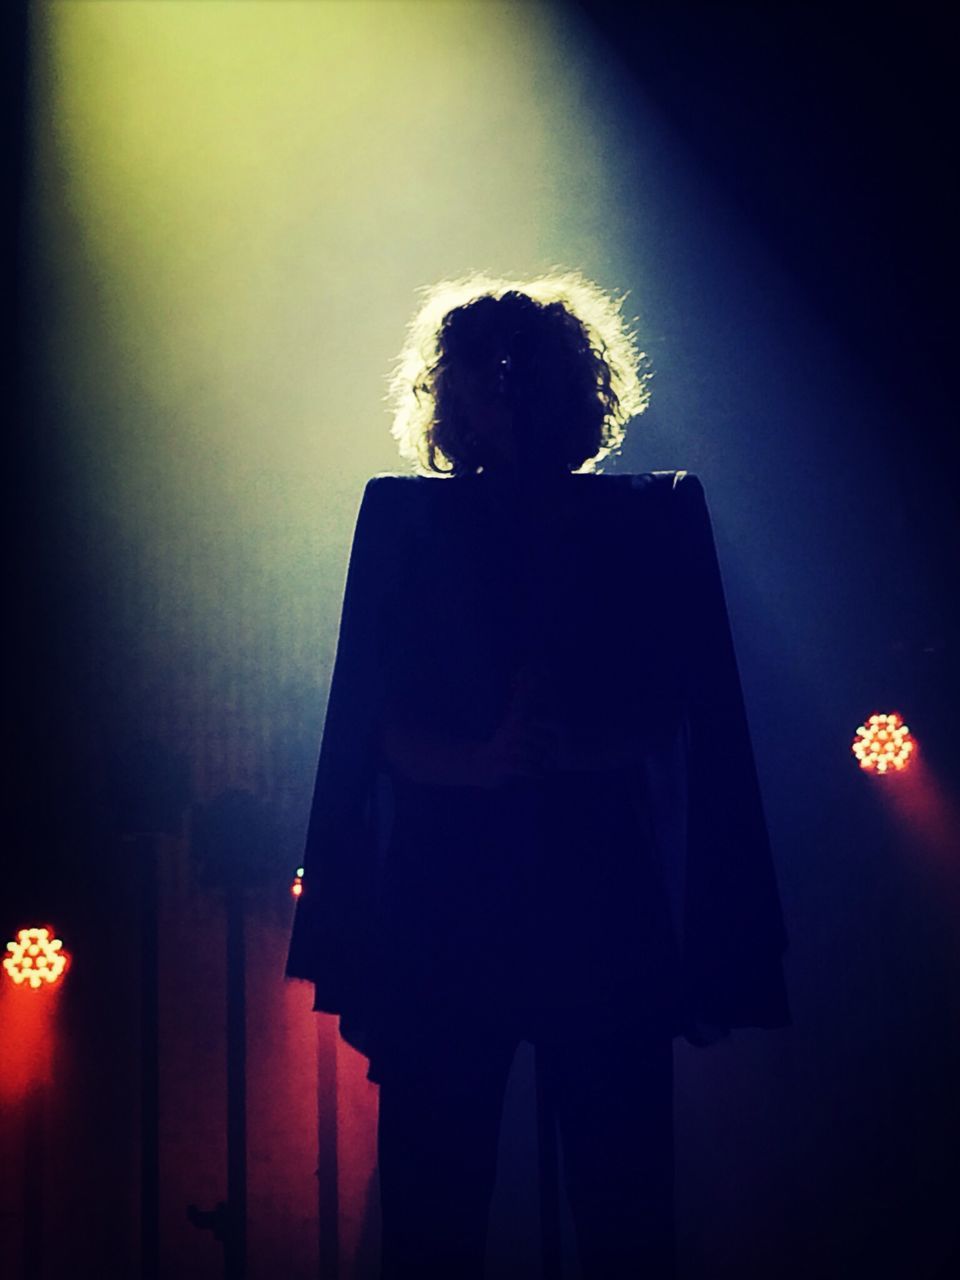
[852,711,916,774]
[3,927,67,989]
[292,866,304,898]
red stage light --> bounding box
[852,711,915,774]
[3,927,68,989]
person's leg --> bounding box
[376,1012,518,1280]
[536,1016,677,1280]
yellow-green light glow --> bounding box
[34,1,609,487]
[28,0,643,800]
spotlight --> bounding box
[3,927,68,989]
[851,711,915,774]
[291,866,304,898]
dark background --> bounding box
[3,2,957,1277]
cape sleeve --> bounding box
[285,477,399,1023]
[672,472,790,1030]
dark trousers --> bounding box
[376,1007,676,1279]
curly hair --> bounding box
[386,270,650,476]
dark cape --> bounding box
[286,471,789,1080]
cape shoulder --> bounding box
[356,469,706,510]
[350,473,710,565]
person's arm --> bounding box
[378,711,486,787]
[378,694,563,788]
[553,727,648,773]
[379,695,651,786]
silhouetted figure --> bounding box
[287,274,789,1278]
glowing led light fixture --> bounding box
[852,711,915,774]
[292,866,305,898]
[4,927,67,989]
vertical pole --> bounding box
[534,1047,562,1280]
[140,832,160,1280]
[225,883,247,1280]
[316,1018,338,1278]
[23,1081,44,1278]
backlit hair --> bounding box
[387,270,650,475]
